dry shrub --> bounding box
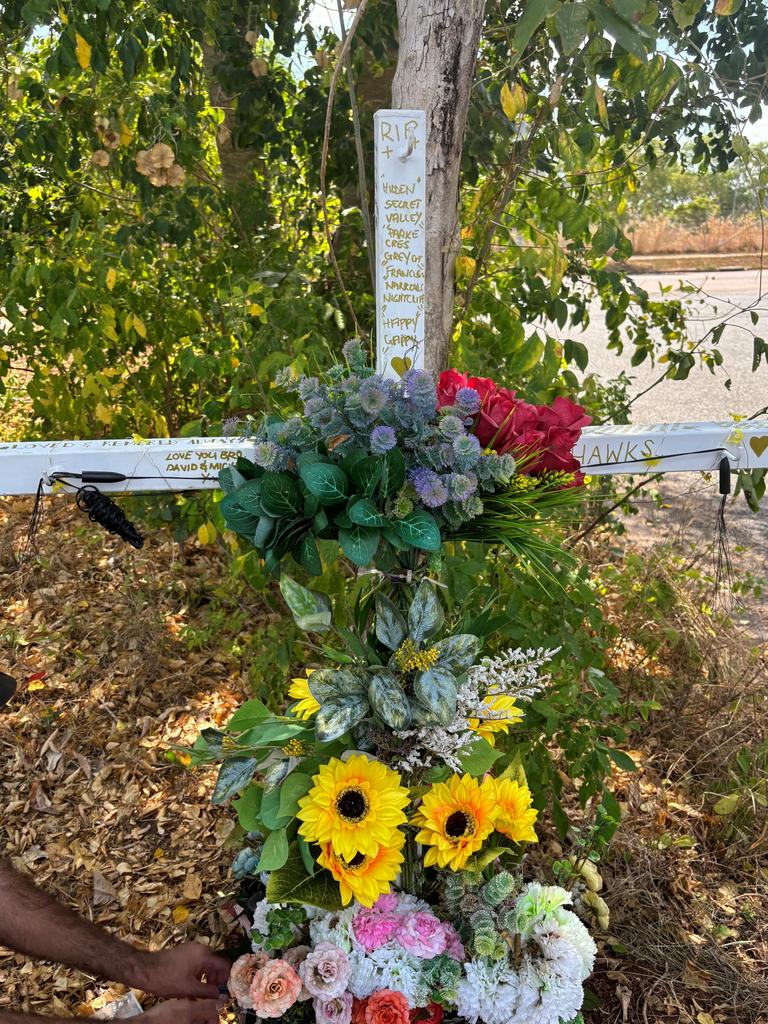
[628,216,765,255]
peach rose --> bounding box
[228,952,270,1009]
[365,990,411,1024]
[249,958,303,1018]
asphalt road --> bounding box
[580,268,768,423]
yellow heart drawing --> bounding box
[749,436,768,458]
[390,355,413,378]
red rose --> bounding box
[410,1004,444,1024]
[436,369,468,408]
[475,385,543,456]
[466,376,497,402]
[525,397,591,475]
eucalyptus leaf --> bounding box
[277,772,313,818]
[279,575,332,632]
[368,671,412,730]
[408,580,444,642]
[315,696,369,742]
[256,828,290,872]
[413,667,457,726]
[375,593,407,650]
[233,784,263,831]
[228,698,271,732]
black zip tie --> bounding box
[75,485,144,548]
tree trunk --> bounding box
[391,0,486,373]
[201,42,260,195]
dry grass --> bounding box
[628,216,765,255]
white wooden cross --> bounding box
[1,109,768,499]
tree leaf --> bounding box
[299,462,350,505]
[211,757,258,805]
[715,0,743,13]
[511,0,559,62]
[712,792,740,815]
[339,524,380,566]
[555,2,589,53]
[260,473,301,517]
[279,575,332,632]
[348,498,388,529]
[315,696,369,742]
[413,667,457,726]
[500,81,528,119]
[592,5,648,58]
[266,843,343,910]
[433,634,481,672]
[257,828,290,871]
[408,580,444,642]
[375,594,407,650]
[608,748,637,772]
[75,32,92,70]
[396,510,442,552]
[368,671,412,730]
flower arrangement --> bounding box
[193,349,599,1024]
[217,342,590,574]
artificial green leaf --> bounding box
[464,846,513,872]
[233,784,263,831]
[296,451,330,469]
[368,671,412,730]
[297,835,316,876]
[297,532,322,576]
[433,633,481,672]
[308,667,367,702]
[300,462,350,505]
[260,785,294,830]
[315,696,369,742]
[238,478,265,514]
[408,580,444,642]
[348,498,387,529]
[219,494,261,535]
[211,757,258,805]
[279,575,332,632]
[228,698,271,732]
[262,759,291,793]
[375,593,407,650]
[350,456,383,498]
[260,473,302,517]
[459,737,503,775]
[339,524,380,566]
[266,843,343,910]
[278,772,313,818]
[219,465,247,494]
[257,828,290,871]
[413,667,457,726]
[254,515,276,548]
[382,448,406,496]
[396,510,442,552]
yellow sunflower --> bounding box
[288,669,319,720]
[318,831,405,907]
[494,778,538,844]
[468,694,523,746]
[297,754,410,861]
[412,773,498,871]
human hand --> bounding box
[142,999,222,1024]
[134,943,230,999]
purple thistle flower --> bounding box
[456,387,481,415]
[370,425,397,454]
[409,467,449,508]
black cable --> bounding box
[75,485,144,548]
[584,445,733,471]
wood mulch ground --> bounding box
[1,491,767,1024]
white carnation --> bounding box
[369,945,429,1008]
[552,912,597,977]
[309,907,356,950]
[457,958,520,1024]
[515,928,585,1024]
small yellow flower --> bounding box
[494,779,538,844]
[282,739,306,757]
[318,831,405,907]
[395,639,439,673]
[412,773,499,871]
[468,694,523,746]
[288,669,319,720]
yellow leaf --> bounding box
[106,268,117,291]
[500,81,527,120]
[131,434,149,445]
[58,7,68,24]
[75,33,92,70]
[119,123,133,146]
[153,848,165,860]
[697,1015,715,1024]
[455,255,477,281]
[132,314,147,339]
[197,522,217,545]
[715,0,740,13]
[28,680,46,692]
[94,403,113,425]
[172,905,190,924]
[594,83,609,128]
[248,302,265,316]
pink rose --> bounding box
[397,911,448,959]
[373,893,399,913]
[315,992,354,1024]
[249,958,302,1018]
[436,369,469,408]
[440,923,466,961]
[229,952,271,1009]
[299,942,350,999]
[353,908,402,953]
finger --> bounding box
[190,1000,221,1024]
[187,980,226,1001]
[200,952,231,985]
